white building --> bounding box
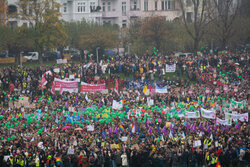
[59,0,102,23]
[6,0,183,28]
[99,0,181,27]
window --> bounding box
[102,2,105,11]
[122,20,127,28]
[164,0,167,10]
[22,4,27,15]
[161,1,164,10]
[63,3,67,13]
[186,0,192,7]
[144,0,148,11]
[122,2,126,15]
[186,12,192,22]
[107,1,111,11]
[90,2,96,12]
[155,1,157,10]
[77,2,86,13]
[168,0,171,9]
[132,0,137,10]
[29,5,32,15]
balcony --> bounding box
[128,9,142,17]
[102,10,119,18]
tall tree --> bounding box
[177,0,211,53]
[207,0,241,48]
[16,0,67,62]
[140,17,168,52]
[78,23,120,55]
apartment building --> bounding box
[5,0,197,28]
[100,0,181,27]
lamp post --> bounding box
[96,47,100,63]
[128,43,131,55]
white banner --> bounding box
[216,118,232,126]
[112,100,123,110]
[147,97,154,106]
[57,59,67,64]
[201,108,216,119]
[185,111,200,118]
[155,84,168,94]
[87,125,95,131]
[226,113,248,122]
[165,64,176,72]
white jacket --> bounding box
[121,153,128,166]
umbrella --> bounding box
[62,126,71,130]
[74,128,83,131]
[10,128,17,131]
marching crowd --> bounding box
[0,50,249,167]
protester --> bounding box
[0,50,249,167]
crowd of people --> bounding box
[0,50,249,167]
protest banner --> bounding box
[216,118,232,126]
[57,59,67,64]
[155,84,168,94]
[226,113,248,122]
[185,111,200,118]
[201,108,216,119]
[80,82,106,93]
[54,78,78,93]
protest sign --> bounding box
[165,64,176,72]
[87,125,95,131]
[112,100,123,110]
[67,147,74,155]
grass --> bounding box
[0,61,193,83]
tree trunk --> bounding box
[193,38,199,54]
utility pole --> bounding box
[96,47,100,63]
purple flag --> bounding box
[161,126,167,135]
[108,127,112,135]
[235,122,241,130]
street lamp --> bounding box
[128,43,131,55]
[96,47,100,63]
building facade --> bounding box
[99,0,181,27]
[5,0,183,28]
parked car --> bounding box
[42,52,58,61]
[23,52,39,61]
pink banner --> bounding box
[54,78,78,93]
[233,86,238,92]
[188,89,193,94]
[80,82,105,93]
[205,87,210,94]
[215,88,220,94]
[223,85,229,93]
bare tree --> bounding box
[177,0,211,53]
[207,0,241,49]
